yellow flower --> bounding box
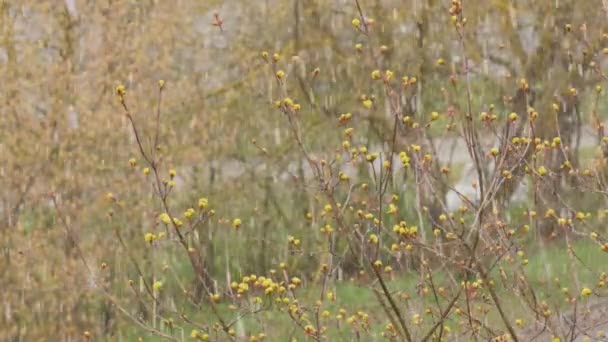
[581,287,592,296]
[530,110,538,121]
[153,281,163,292]
[339,113,353,124]
[352,18,361,27]
[339,172,349,181]
[198,198,209,209]
[159,213,171,224]
[232,218,242,229]
[320,224,334,234]
[344,127,355,137]
[362,99,373,109]
[129,158,137,167]
[490,147,499,157]
[509,112,518,122]
[143,167,150,175]
[430,111,439,121]
[116,84,126,96]
[184,208,195,219]
[371,70,381,80]
[144,233,156,243]
[276,70,285,79]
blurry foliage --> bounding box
[1,0,608,340]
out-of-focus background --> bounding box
[2,0,608,340]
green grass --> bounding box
[116,237,607,341]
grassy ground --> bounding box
[116,237,606,341]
